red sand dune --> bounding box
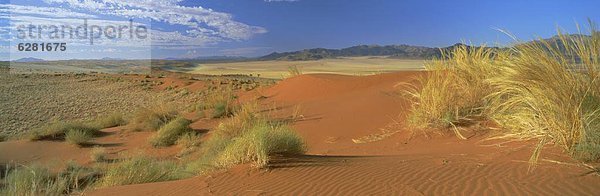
[2,72,599,195]
[88,72,600,195]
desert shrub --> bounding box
[487,24,600,164]
[92,113,126,129]
[287,65,302,77]
[175,132,203,157]
[130,105,178,131]
[28,121,99,141]
[403,45,504,138]
[149,117,193,147]
[199,86,236,118]
[216,121,306,168]
[1,165,69,196]
[184,135,231,175]
[65,128,94,146]
[213,102,259,138]
[186,105,305,173]
[176,132,202,149]
[90,147,108,162]
[97,156,180,187]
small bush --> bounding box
[92,113,126,129]
[199,86,236,118]
[28,121,99,141]
[287,65,302,77]
[90,147,108,162]
[403,45,503,138]
[130,105,178,131]
[97,156,179,187]
[65,129,94,146]
[213,102,259,138]
[216,121,306,168]
[0,162,99,195]
[486,23,600,164]
[184,135,231,175]
[176,132,202,149]
[186,106,305,174]
[149,117,193,147]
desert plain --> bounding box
[1,55,599,196]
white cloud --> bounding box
[41,0,267,41]
[0,4,97,19]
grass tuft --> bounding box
[92,113,126,129]
[65,128,94,146]
[149,117,193,147]
[27,121,99,141]
[486,22,600,164]
[406,21,600,165]
[90,147,108,162]
[216,120,306,168]
[97,156,179,187]
[130,105,178,131]
[1,163,98,196]
[403,44,503,138]
[185,102,305,173]
[287,65,302,77]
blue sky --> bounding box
[1,0,600,60]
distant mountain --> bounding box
[100,57,125,61]
[259,43,492,61]
[259,34,591,61]
[14,57,45,62]
[165,56,249,61]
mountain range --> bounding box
[257,34,589,61]
[258,43,491,61]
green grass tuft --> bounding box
[27,121,99,141]
[406,21,600,165]
[403,44,503,138]
[65,128,94,146]
[0,163,98,196]
[149,117,193,147]
[97,156,179,187]
[92,113,127,129]
[90,147,108,162]
[130,105,178,131]
[185,102,305,174]
[216,120,306,168]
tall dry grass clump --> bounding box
[404,44,504,138]
[27,120,99,141]
[92,113,127,129]
[407,22,600,164]
[216,120,306,168]
[185,102,305,173]
[196,86,237,118]
[287,65,302,77]
[149,117,193,147]
[97,156,179,187]
[487,23,600,163]
[1,163,98,195]
[130,105,178,131]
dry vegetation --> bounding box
[189,57,424,79]
[27,120,100,141]
[186,102,306,173]
[1,162,98,195]
[149,117,193,147]
[130,105,179,131]
[405,22,600,165]
[97,155,180,187]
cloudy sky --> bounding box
[1,0,600,60]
